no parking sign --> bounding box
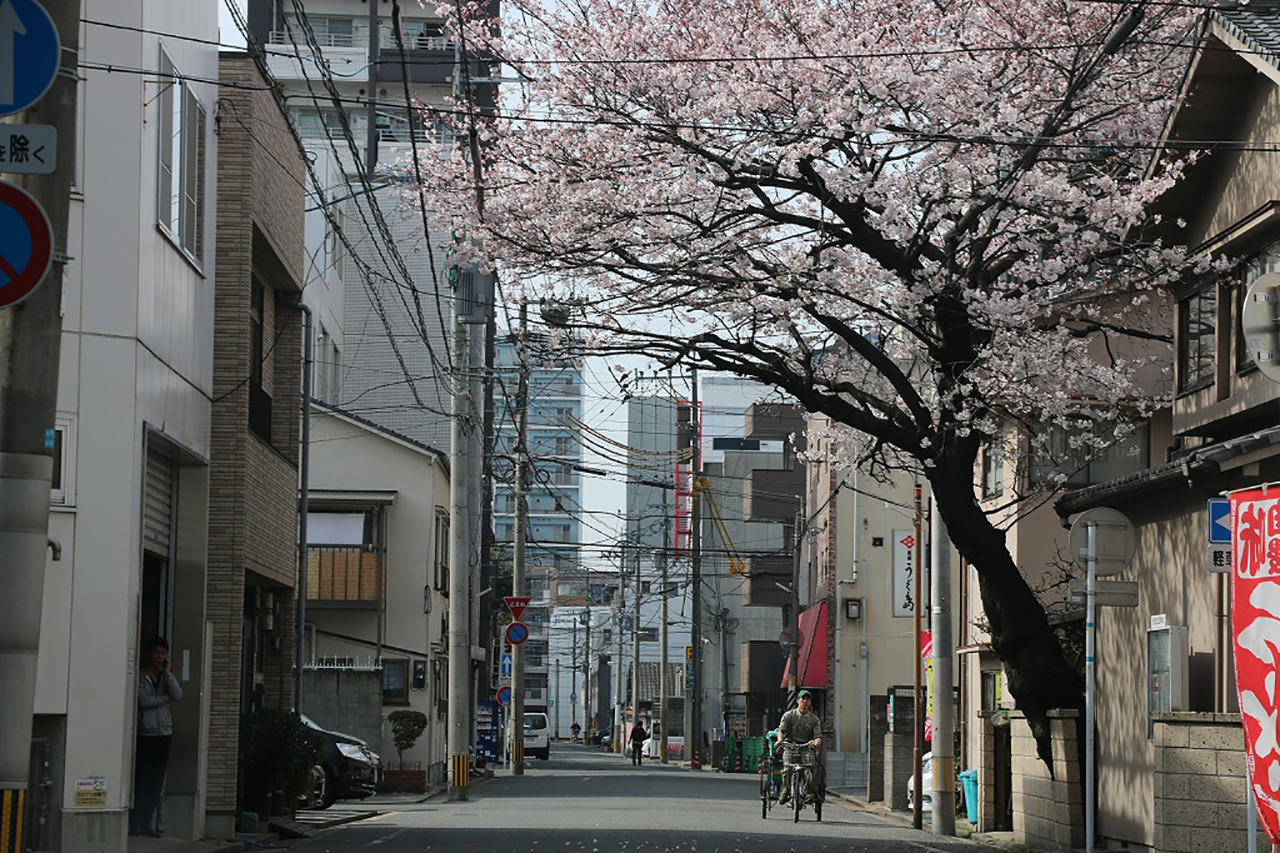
[0,179,52,308]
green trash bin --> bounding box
[958,770,979,824]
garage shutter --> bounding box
[143,446,175,555]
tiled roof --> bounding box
[627,662,685,703]
[1213,1,1280,73]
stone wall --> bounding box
[883,731,914,811]
[1153,712,1248,853]
[1011,710,1082,851]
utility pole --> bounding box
[584,608,593,738]
[510,301,530,775]
[789,510,801,709]
[930,495,955,835]
[571,620,579,736]
[364,0,379,175]
[615,562,625,754]
[660,492,670,763]
[554,657,561,739]
[688,370,703,768]
[632,544,642,742]
[912,483,924,830]
[0,1,80,847]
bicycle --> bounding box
[759,740,782,819]
[778,742,824,823]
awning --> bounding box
[781,602,829,690]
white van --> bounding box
[523,712,550,760]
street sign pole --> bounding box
[1085,522,1097,853]
[0,3,78,849]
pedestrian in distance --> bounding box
[776,690,821,804]
[130,637,183,838]
[629,721,649,766]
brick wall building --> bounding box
[207,53,307,838]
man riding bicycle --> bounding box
[775,690,822,803]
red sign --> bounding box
[1230,488,1280,843]
[504,596,530,620]
[0,180,54,309]
[505,621,529,646]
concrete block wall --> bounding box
[1153,712,1248,853]
[868,695,887,802]
[883,731,914,811]
[302,671,384,749]
[979,714,999,831]
[1010,710,1082,851]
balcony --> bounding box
[306,545,382,608]
[743,467,803,522]
[742,553,791,607]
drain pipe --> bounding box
[293,300,313,713]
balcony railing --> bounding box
[269,26,455,52]
[306,545,382,606]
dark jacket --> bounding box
[629,725,648,744]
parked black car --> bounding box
[300,715,380,809]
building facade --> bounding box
[36,3,220,849]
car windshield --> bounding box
[524,714,545,730]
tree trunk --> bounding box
[929,442,1084,770]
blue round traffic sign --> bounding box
[0,0,61,117]
[505,621,529,646]
[0,180,53,309]
[496,686,512,706]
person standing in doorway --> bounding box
[131,637,182,837]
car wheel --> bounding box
[319,766,339,809]
[302,764,332,810]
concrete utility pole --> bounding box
[293,301,313,712]
[554,658,561,738]
[930,496,955,835]
[912,484,924,830]
[447,312,472,801]
[615,563,625,753]
[364,0,379,175]
[689,370,703,767]
[0,1,79,846]
[510,301,530,775]
[789,510,802,708]
[584,609,593,737]
[660,492,670,762]
[571,620,579,735]
[633,545,642,739]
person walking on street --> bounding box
[776,690,821,803]
[131,637,183,837]
[629,721,649,766]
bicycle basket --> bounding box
[781,744,815,766]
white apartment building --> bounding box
[36,3,220,849]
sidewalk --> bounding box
[823,791,1028,851]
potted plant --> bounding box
[380,710,428,793]
[242,708,323,821]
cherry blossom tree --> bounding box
[417,0,1206,764]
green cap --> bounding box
[797,689,812,700]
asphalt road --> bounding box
[296,744,977,853]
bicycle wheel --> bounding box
[760,769,770,819]
[793,770,803,823]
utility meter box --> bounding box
[1147,621,1189,738]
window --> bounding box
[308,15,354,46]
[982,430,1004,499]
[1178,288,1215,393]
[434,510,450,592]
[156,48,206,264]
[248,280,272,441]
[49,415,75,507]
[1030,422,1148,488]
[382,659,409,704]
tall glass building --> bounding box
[493,331,584,707]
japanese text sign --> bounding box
[1230,488,1280,843]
